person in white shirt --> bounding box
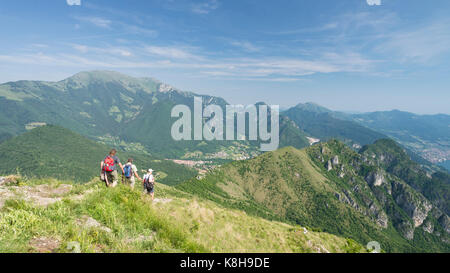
[143,169,156,200]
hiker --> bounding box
[123,158,142,189]
[101,149,124,187]
[143,169,156,200]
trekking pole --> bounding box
[104,172,110,187]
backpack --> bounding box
[103,156,115,172]
[144,175,154,191]
[144,174,154,184]
[123,164,133,178]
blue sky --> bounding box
[0,0,449,114]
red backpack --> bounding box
[103,156,115,172]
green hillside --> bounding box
[0,177,365,253]
[177,140,450,252]
[0,125,196,185]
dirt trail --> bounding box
[0,181,72,208]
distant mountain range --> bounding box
[1,71,448,170]
[350,110,450,165]
[284,102,450,172]
[0,71,310,159]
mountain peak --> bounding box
[294,102,331,113]
[64,70,138,83]
[58,70,162,94]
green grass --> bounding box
[0,177,366,253]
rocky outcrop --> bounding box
[326,160,333,171]
[376,211,389,228]
[422,220,434,234]
[0,175,20,186]
[332,156,339,165]
[397,221,415,240]
[76,215,112,233]
[392,181,432,227]
[365,170,385,186]
[367,202,389,228]
[438,215,450,234]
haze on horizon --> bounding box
[0,0,449,114]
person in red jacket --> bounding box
[100,149,124,187]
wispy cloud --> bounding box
[266,23,338,36]
[376,20,450,63]
[191,0,219,14]
[229,41,260,52]
[74,16,112,28]
[145,46,200,60]
[0,48,375,79]
[71,44,132,57]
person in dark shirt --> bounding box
[101,149,124,187]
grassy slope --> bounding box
[0,177,365,253]
[177,146,408,252]
[0,125,196,185]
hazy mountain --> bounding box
[178,139,450,252]
[284,103,387,148]
[350,110,450,166]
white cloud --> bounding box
[66,0,81,6]
[0,50,375,79]
[72,44,133,57]
[73,44,88,53]
[191,0,219,14]
[229,41,260,52]
[366,0,381,6]
[377,20,450,63]
[74,16,112,28]
[145,46,200,60]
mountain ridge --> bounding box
[177,139,450,252]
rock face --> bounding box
[365,170,385,187]
[392,181,432,228]
[376,211,389,228]
[439,215,450,234]
[326,160,333,171]
[332,156,339,165]
[398,221,415,240]
[422,220,434,234]
[308,141,450,247]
